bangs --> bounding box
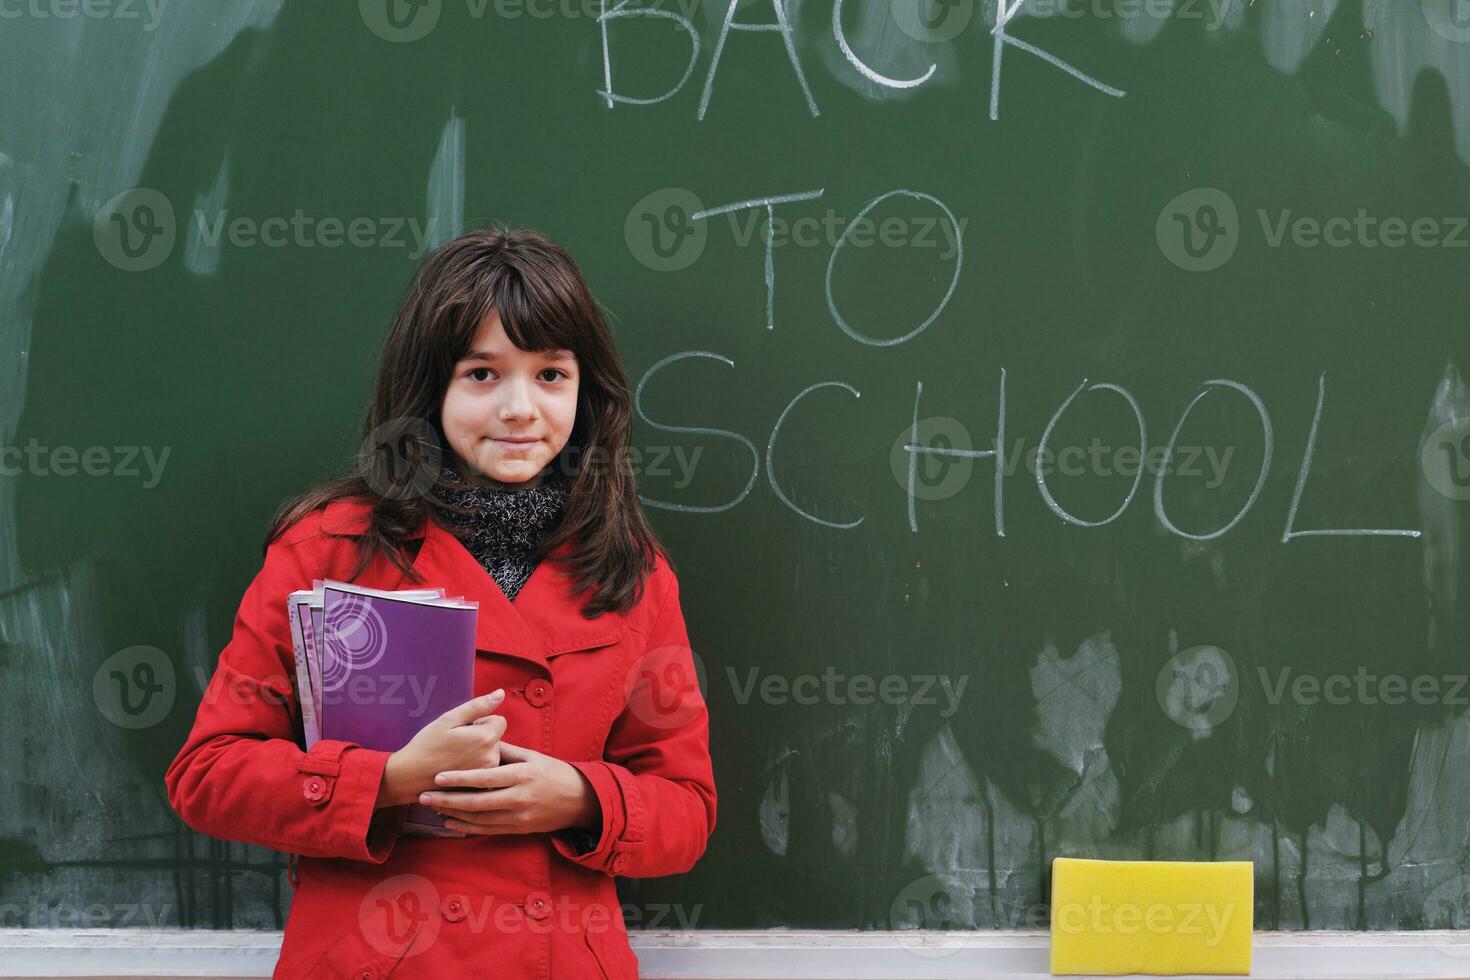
[448,260,585,362]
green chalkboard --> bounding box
[5,0,1470,935]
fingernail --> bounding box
[419,793,431,804]
[435,773,448,784]
[489,689,504,701]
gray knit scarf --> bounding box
[432,464,572,601]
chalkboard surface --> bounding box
[4,0,1470,935]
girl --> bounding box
[166,226,716,979]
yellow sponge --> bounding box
[1049,857,1253,976]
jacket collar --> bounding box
[321,498,428,539]
[321,497,622,670]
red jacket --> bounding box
[165,497,716,978]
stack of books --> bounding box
[287,580,478,836]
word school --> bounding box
[640,359,1425,544]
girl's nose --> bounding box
[498,377,538,420]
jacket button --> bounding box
[525,892,551,920]
[441,894,467,923]
[355,971,374,980]
[525,679,552,708]
[301,775,327,803]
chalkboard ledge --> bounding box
[2,928,1469,978]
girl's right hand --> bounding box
[376,689,507,808]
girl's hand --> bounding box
[416,741,600,836]
[376,690,508,808]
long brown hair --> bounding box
[266,224,667,618]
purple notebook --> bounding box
[313,580,478,836]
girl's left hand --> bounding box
[418,741,600,836]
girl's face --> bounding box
[441,311,579,490]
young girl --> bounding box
[166,226,716,979]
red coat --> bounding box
[165,497,716,979]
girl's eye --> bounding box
[539,368,568,382]
[468,367,494,382]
